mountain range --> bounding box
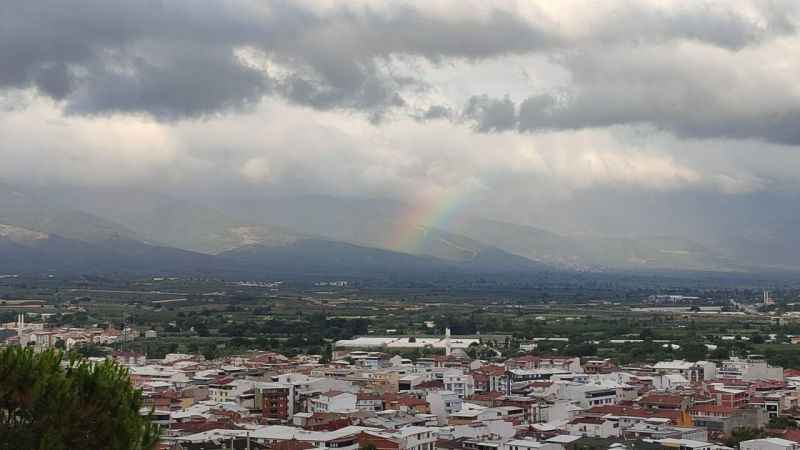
[0,182,796,277]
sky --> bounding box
[3,0,800,237]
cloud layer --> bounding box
[2,0,800,236]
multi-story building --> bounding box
[208,378,254,404]
[426,391,463,422]
[256,382,294,421]
[652,360,709,383]
[718,356,784,381]
[471,365,507,393]
[356,393,384,412]
[443,371,475,399]
[546,380,620,408]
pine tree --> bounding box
[0,346,159,450]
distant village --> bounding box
[5,315,800,450]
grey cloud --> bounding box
[0,1,552,118]
[66,45,270,119]
[4,1,797,119]
[418,105,454,121]
[463,95,516,132]
[512,45,800,145]
[587,1,799,50]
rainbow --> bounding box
[387,190,466,254]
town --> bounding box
[7,304,800,450]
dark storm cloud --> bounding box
[0,1,553,118]
[457,88,800,146]
[65,45,270,118]
[517,91,800,145]
[5,1,798,120]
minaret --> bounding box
[445,327,452,357]
[17,313,24,345]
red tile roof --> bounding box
[690,405,735,415]
[587,405,653,418]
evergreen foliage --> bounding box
[0,346,159,450]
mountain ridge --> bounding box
[1,183,797,274]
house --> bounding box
[427,391,463,422]
[308,391,357,413]
[548,380,620,408]
[208,378,255,404]
[249,425,369,450]
[652,360,708,383]
[640,393,686,411]
[707,384,748,408]
[357,426,438,450]
[357,393,384,412]
[565,416,620,438]
[583,359,617,375]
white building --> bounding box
[548,380,620,408]
[308,391,357,413]
[385,426,438,450]
[741,438,800,450]
[426,391,463,421]
[655,438,733,450]
[249,425,370,450]
[652,360,709,383]
[652,373,690,391]
[443,371,475,399]
[208,379,255,404]
[718,357,783,381]
[502,439,563,450]
[565,416,620,438]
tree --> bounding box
[751,333,765,344]
[710,346,730,360]
[769,416,798,429]
[566,342,598,357]
[74,344,106,358]
[639,328,655,342]
[0,346,159,450]
[680,342,707,362]
[725,427,765,447]
[319,343,333,364]
[202,345,218,361]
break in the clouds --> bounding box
[3,0,800,231]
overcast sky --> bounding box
[2,0,800,235]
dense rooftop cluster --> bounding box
[5,321,800,450]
